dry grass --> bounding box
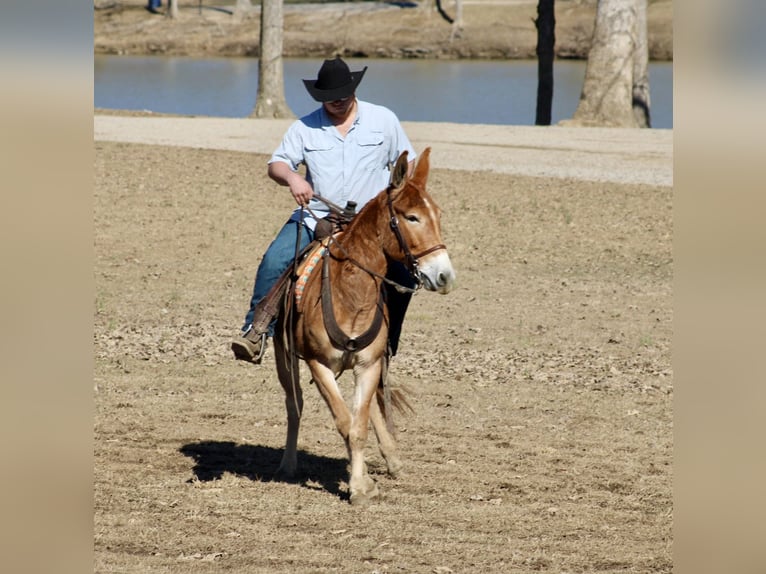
[95,141,672,573]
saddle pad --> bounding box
[294,239,328,307]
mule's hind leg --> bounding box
[273,335,303,478]
[370,392,403,478]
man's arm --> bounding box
[268,161,315,206]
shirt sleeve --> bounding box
[388,110,417,165]
[269,121,304,171]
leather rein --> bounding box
[313,185,446,355]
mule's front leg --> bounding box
[347,361,384,506]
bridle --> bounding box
[385,183,447,287]
[309,184,447,358]
[306,185,445,293]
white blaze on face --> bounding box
[414,196,455,293]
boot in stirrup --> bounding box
[231,326,268,364]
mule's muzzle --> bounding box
[418,252,456,294]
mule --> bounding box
[272,147,455,505]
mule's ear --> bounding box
[390,150,409,189]
[411,147,431,188]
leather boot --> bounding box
[231,328,267,364]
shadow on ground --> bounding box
[180,440,348,499]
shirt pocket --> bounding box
[303,140,336,175]
[357,131,387,171]
[303,140,335,155]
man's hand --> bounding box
[268,161,314,206]
[288,178,314,207]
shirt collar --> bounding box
[318,99,362,131]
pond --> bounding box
[95,56,673,128]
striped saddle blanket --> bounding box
[294,238,329,308]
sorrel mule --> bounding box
[272,147,456,505]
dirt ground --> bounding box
[94,122,673,571]
[94,0,673,61]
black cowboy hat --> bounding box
[303,57,367,102]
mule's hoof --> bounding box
[350,487,380,506]
[349,477,380,506]
[385,456,404,478]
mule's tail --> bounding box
[376,368,414,438]
[376,381,415,416]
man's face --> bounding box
[323,95,355,120]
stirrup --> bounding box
[252,331,268,363]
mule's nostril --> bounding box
[437,272,447,286]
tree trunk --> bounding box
[569,0,638,127]
[251,0,293,118]
[233,0,253,23]
[450,0,464,41]
[165,0,179,19]
[632,0,651,127]
[534,0,555,126]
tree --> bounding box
[234,0,253,23]
[428,0,462,41]
[632,0,651,127]
[450,0,464,42]
[567,0,650,128]
[534,0,555,126]
[165,0,178,19]
[251,0,293,118]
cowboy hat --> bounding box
[303,57,367,102]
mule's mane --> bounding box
[345,184,398,233]
[326,147,432,266]
[332,183,402,256]
[339,178,426,236]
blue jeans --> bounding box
[242,220,314,335]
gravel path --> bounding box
[94,114,673,187]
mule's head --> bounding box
[387,147,456,294]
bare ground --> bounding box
[94,0,673,61]
[94,126,673,571]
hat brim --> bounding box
[303,68,367,102]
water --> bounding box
[95,55,673,128]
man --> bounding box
[232,56,417,364]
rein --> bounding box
[302,183,446,357]
[303,200,419,294]
[310,186,447,293]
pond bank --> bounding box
[94,0,673,61]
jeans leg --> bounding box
[385,261,416,356]
[242,220,314,335]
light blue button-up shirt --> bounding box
[269,99,417,230]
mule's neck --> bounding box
[330,192,390,275]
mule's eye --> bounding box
[404,214,420,223]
